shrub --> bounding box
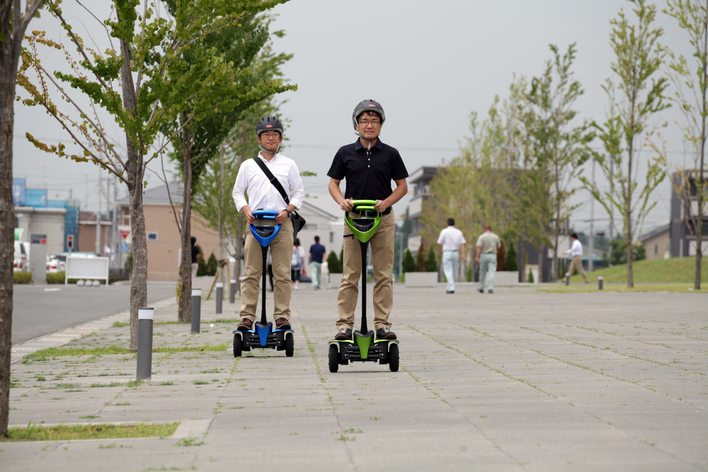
[205,253,218,276]
[47,272,65,284]
[402,248,416,273]
[13,271,32,284]
[327,250,342,273]
[505,241,518,271]
[425,246,438,272]
[416,240,427,272]
[528,268,535,283]
[467,264,472,282]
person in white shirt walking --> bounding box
[232,116,305,331]
[437,218,466,294]
[562,232,589,284]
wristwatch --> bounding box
[284,209,292,216]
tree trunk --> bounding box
[128,174,148,350]
[0,31,18,439]
[178,125,193,323]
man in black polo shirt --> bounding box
[327,99,409,341]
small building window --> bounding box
[654,243,658,255]
[148,232,158,241]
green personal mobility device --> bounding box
[328,200,399,372]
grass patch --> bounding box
[25,344,229,360]
[539,283,701,294]
[567,256,708,286]
[2,422,180,442]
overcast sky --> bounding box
[13,0,694,237]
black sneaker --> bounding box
[477,289,484,293]
[275,317,291,330]
[488,289,493,294]
[334,328,352,340]
[237,318,253,331]
[376,327,397,340]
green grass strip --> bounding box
[26,343,229,359]
[2,422,180,442]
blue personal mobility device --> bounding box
[233,210,294,357]
[328,200,399,372]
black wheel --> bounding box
[233,333,242,358]
[328,344,339,373]
[285,333,294,357]
[388,343,399,372]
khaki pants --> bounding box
[567,255,588,283]
[336,211,395,331]
[240,218,293,322]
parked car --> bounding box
[46,253,67,273]
[13,241,29,271]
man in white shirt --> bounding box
[232,116,305,331]
[437,218,466,294]
[562,233,589,284]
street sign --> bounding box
[120,229,130,240]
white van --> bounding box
[14,241,30,271]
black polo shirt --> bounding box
[327,139,409,201]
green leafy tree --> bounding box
[0,0,47,439]
[18,0,293,348]
[663,0,707,290]
[401,248,416,274]
[526,43,594,282]
[416,240,427,272]
[206,252,218,276]
[610,239,647,265]
[506,240,519,271]
[581,0,668,287]
[163,10,295,322]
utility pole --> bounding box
[589,159,595,272]
[95,172,102,255]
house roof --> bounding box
[639,223,670,242]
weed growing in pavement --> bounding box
[1,422,180,442]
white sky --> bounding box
[12,0,695,238]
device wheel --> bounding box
[233,333,242,358]
[388,343,399,372]
[328,344,339,373]
[285,332,294,357]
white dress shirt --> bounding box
[569,239,583,257]
[232,152,305,212]
[437,226,466,252]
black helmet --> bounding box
[256,116,284,136]
[352,99,385,128]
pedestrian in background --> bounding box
[476,225,501,294]
[191,236,200,285]
[309,235,326,290]
[563,232,589,284]
[291,238,305,290]
[437,218,466,294]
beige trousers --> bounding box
[336,211,395,331]
[567,255,588,283]
[240,218,293,322]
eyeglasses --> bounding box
[358,119,381,126]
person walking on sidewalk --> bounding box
[437,218,466,294]
[309,235,326,290]
[328,99,409,341]
[476,225,501,294]
[291,238,305,290]
[232,116,305,331]
[563,232,589,284]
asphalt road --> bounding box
[11,282,178,344]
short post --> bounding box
[216,282,223,314]
[598,276,603,290]
[191,288,201,333]
[137,307,154,380]
[229,279,236,304]
[565,273,570,286]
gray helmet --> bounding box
[352,99,385,128]
[256,116,284,136]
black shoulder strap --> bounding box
[253,156,290,204]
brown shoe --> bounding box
[376,327,397,340]
[237,318,253,331]
[275,317,291,330]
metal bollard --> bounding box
[216,282,223,314]
[598,276,603,290]
[137,307,154,380]
[565,273,570,286]
[230,279,236,304]
[191,288,201,333]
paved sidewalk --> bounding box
[3,284,708,471]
